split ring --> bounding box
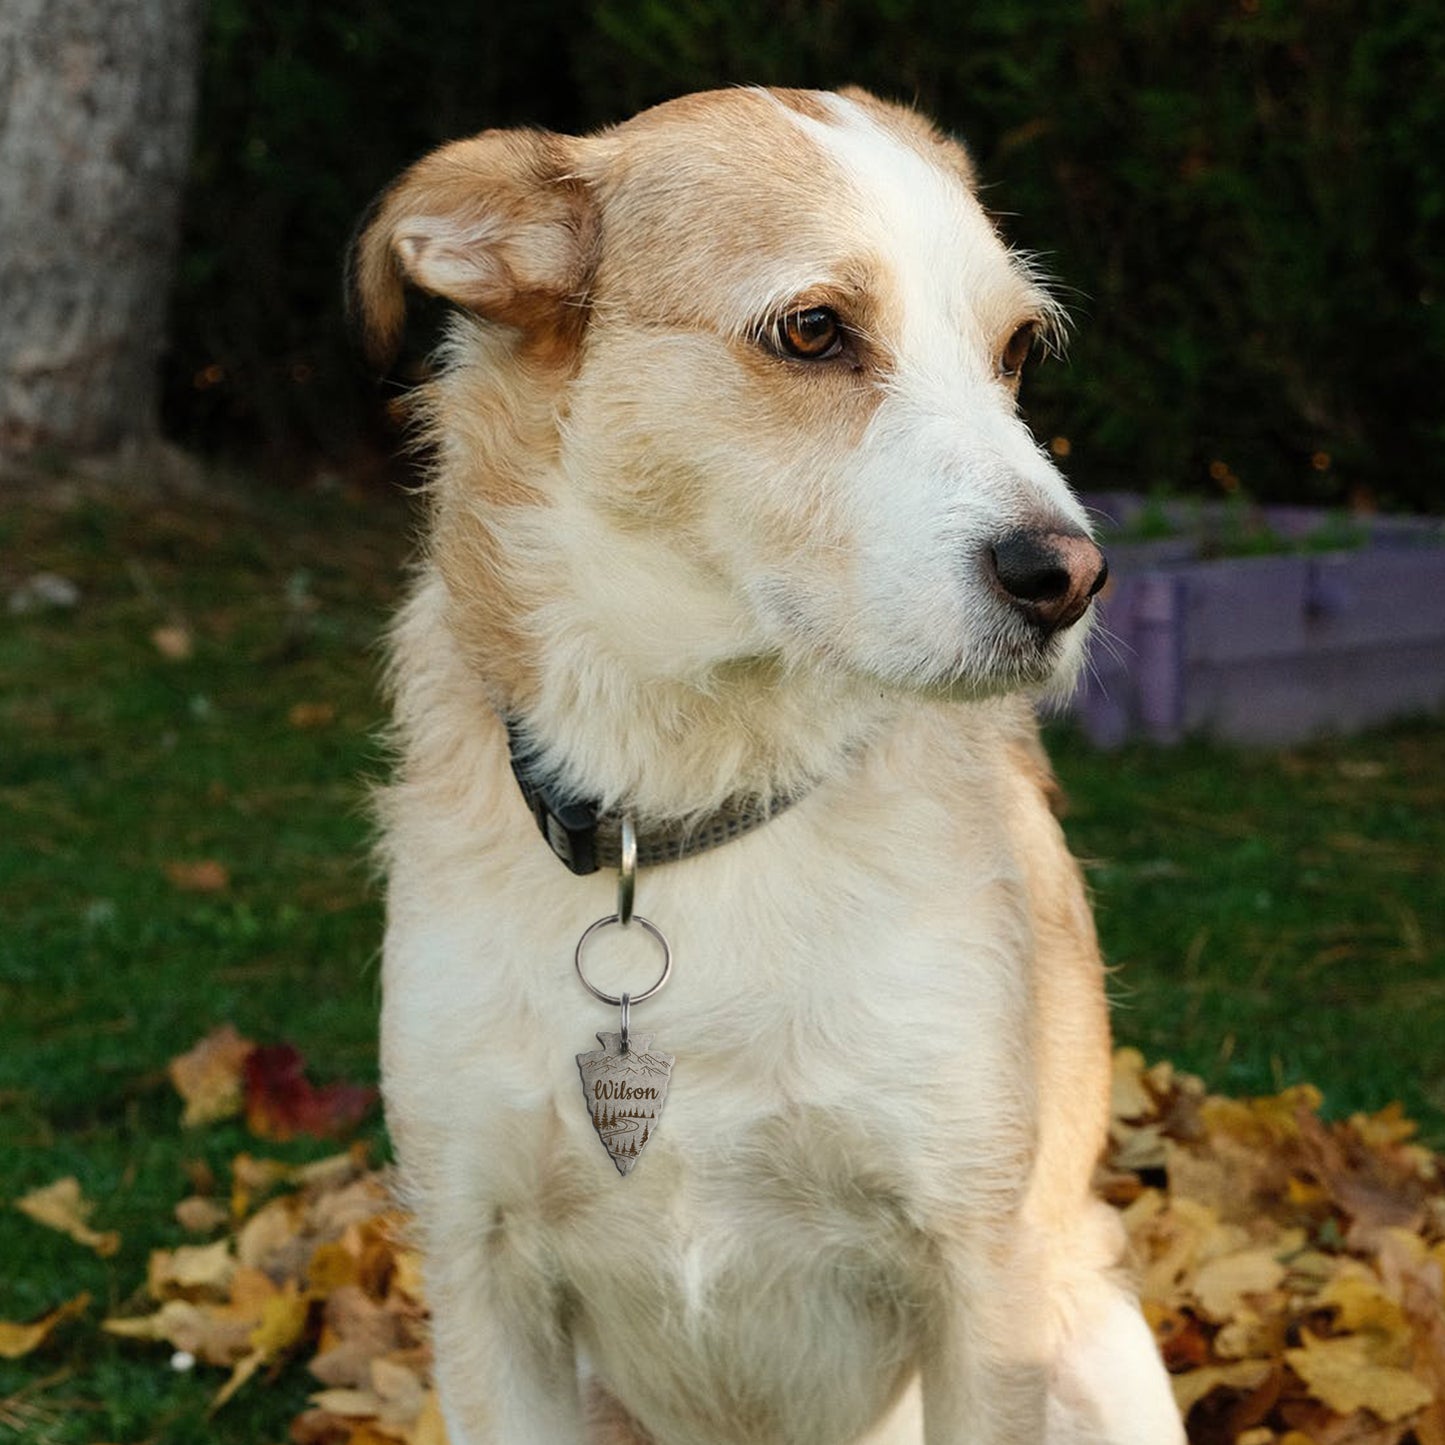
[573,914,672,1006]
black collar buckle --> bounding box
[507,723,602,875]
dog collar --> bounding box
[505,719,799,876]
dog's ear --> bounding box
[349,129,593,369]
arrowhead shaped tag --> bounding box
[577,1032,674,1176]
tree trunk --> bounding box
[0,0,201,463]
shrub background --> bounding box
[166,0,1444,511]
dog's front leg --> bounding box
[918,1234,1051,1445]
[425,1229,587,1445]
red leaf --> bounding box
[242,1044,376,1142]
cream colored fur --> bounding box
[362,87,1185,1445]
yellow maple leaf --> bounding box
[1285,1328,1434,1422]
[15,1177,120,1257]
[308,1239,363,1294]
[1201,1085,1323,1148]
[1318,1264,1414,1358]
[210,1282,311,1412]
[0,1293,90,1360]
[248,1283,309,1359]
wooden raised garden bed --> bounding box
[1070,492,1445,746]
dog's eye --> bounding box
[774,307,844,361]
[999,322,1039,379]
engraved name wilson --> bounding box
[592,1079,662,1101]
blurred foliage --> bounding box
[164,0,1444,509]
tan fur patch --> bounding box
[351,128,595,370]
[582,90,864,332]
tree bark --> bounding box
[0,0,201,462]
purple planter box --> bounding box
[1069,492,1445,746]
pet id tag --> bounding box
[573,912,674,1176]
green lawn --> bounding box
[1,475,1441,1441]
[1049,723,1445,1136]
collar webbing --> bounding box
[505,720,799,876]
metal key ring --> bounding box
[574,914,672,1006]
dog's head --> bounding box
[353,87,1102,709]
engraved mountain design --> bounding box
[576,1031,674,1176]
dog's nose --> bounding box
[987,529,1108,633]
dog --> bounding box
[353,86,1185,1445]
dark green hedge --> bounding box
[165,0,1444,510]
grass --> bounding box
[2,474,1442,1441]
[1048,724,1445,1134]
[1,475,402,1442]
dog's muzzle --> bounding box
[986,528,1109,635]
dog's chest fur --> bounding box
[381,650,1048,1445]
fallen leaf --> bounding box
[164,859,230,893]
[1286,1329,1434,1423]
[307,1241,362,1297]
[236,1194,305,1270]
[408,1390,449,1445]
[1146,1303,1212,1371]
[315,1286,405,1368]
[1192,1246,1288,1322]
[1111,1046,1155,1122]
[1317,1264,1414,1351]
[1111,1120,1168,1172]
[169,1024,256,1127]
[151,624,194,660]
[104,1299,254,1366]
[230,1152,296,1219]
[1203,1086,1324,1150]
[248,1280,311,1357]
[148,1239,236,1300]
[308,1386,384,1420]
[294,1147,374,1190]
[211,1280,311,1410]
[243,1044,377,1142]
[1215,1303,1287,1362]
[210,1351,266,1412]
[175,1195,230,1233]
[1298,1112,1429,1237]
[15,1177,120,1257]
[308,1356,428,1436]
[1172,1357,1273,1418]
[0,1293,90,1359]
[288,701,337,729]
[1351,1104,1418,1151]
